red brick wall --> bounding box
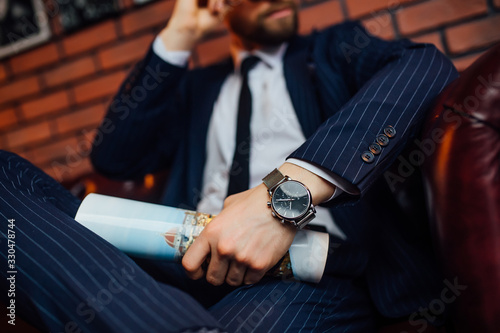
[1,0,499,183]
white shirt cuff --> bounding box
[152,36,191,67]
[286,158,357,201]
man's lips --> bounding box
[265,6,294,19]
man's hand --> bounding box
[182,163,336,286]
[160,0,229,51]
[183,183,297,286]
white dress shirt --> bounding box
[153,37,345,238]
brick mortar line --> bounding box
[0,45,109,87]
[399,11,497,40]
[59,41,116,64]
[443,10,500,30]
[299,0,331,10]
[449,43,496,62]
[338,0,349,20]
[38,66,49,93]
[16,102,73,126]
[12,108,55,128]
[114,17,125,39]
[444,16,500,56]
[20,98,105,130]
[92,51,104,74]
[50,123,96,142]
[389,11,401,40]
[0,99,15,111]
[120,0,160,14]
[55,39,66,63]
[67,83,77,108]
[198,30,230,50]
[66,95,112,115]
[0,85,42,112]
[0,66,45,90]
[2,60,14,83]
[11,105,24,127]
[346,0,429,22]
[39,71,96,97]
[96,31,156,57]
[5,101,105,150]
[5,120,57,151]
[117,20,165,40]
[437,28,450,56]
[48,117,59,141]
[7,85,74,118]
[40,68,124,97]
[62,47,112,67]
[393,0,436,12]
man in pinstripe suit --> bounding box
[1,0,458,332]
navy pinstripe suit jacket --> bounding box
[91,21,458,319]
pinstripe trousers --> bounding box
[0,151,376,332]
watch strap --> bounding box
[295,209,316,229]
[262,168,285,189]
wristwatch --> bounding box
[262,169,316,229]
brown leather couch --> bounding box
[421,43,500,332]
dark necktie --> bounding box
[227,56,260,196]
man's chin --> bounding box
[227,4,298,47]
[250,20,298,46]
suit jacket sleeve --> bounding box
[288,22,458,203]
[90,46,190,179]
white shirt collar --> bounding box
[236,43,288,72]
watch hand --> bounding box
[276,199,294,202]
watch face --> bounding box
[271,180,311,220]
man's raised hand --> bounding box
[160,0,229,51]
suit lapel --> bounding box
[284,34,323,138]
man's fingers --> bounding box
[243,268,267,285]
[205,253,230,286]
[225,261,247,286]
[182,236,210,280]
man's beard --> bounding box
[229,1,299,46]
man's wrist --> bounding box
[153,36,191,66]
[277,163,336,205]
[158,25,199,52]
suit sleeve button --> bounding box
[369,143,382,155]
[361,151,375,163]
[376,134,390,147]
[384,126,396,138]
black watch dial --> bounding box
[271,180,311,219]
